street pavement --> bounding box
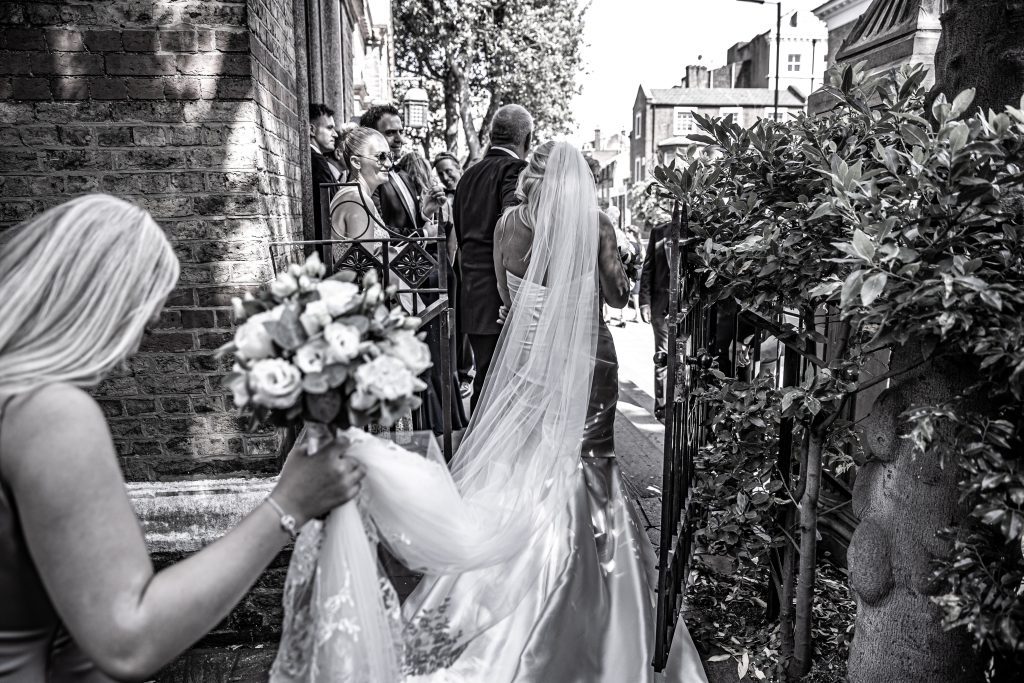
[607,317,668,551]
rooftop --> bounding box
[645,87,805,107]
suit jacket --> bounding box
[311,148,337,240]
[372,170,422,237]
[453,147,526,335]
[639,222,671,317]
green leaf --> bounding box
[860,272,888,306]
[265,303,306,351]
[808,281,841,300]
[806,396,822,415]
[980,289,1003,311]
[305,391,341,423]
[840,270,864,309]
[851,229,875,261]
[949,88,976,118]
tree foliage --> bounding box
[393,0,586,159]
[627,178,674,229]
[657,63,1024,678]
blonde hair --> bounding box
[0,194,180,394]
[338,125,387,177]
[514,140,556,226]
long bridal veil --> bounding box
[271,142,601,681]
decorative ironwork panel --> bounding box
[392,241,436,288]
[336,242,384,281]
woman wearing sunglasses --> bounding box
[329,126,395,251]
[329,127,420,313]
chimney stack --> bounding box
[684,65,709,88]
[594,127,603,151]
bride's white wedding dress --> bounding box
[269,143,707,682]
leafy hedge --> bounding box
[657,62,1024,674]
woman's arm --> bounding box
[493,212,514,317]
[598,212,630,308]
[2,384,361,681]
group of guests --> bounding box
[307,102,472,434]
[305,101,537,428]
[306,99,676,426]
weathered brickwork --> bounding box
[0,1,306,477]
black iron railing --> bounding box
[651,200,857,670]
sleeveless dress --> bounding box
[406,274,707,682]
[0,396,114,682]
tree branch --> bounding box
[853,355,929,395]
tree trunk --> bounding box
[477,92,503,153]
[847,343,982,683]
[789,429,823,679]
[847,5,1024,681]
[928,0,1024,114]
[443,61,461,153]
[459,71,481,161]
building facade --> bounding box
[0,0,393,478]
[583,128,630,228]
[350,0,394,117]
[725,10,829,100]
[630,85,804,184]
[811,0,874,67]
[809,0,945,112]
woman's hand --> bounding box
[497,304,509,325]
[421,184,448,218]
[271,435,366,526]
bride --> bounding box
[271,142,707,682]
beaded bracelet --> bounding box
[265,496,299,540]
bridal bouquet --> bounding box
[619,243,641,284]
[219,252,431,433]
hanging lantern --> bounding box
[402,86,429,130]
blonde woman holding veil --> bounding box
[271,143,707,682]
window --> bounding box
[634,157,642,182]
[634,111,642,136]
[719,107,742,123]
[787,53,801,72]
[673,108,694,136]
[767,111,786,122]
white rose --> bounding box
[248,358,303,409]
[271,272,299,299]
[234,308,280,360]
[302,252,326,278]
[298,274,315,292]
[363,283,383,306]
[383,330,431,375]
[227,365,250,407]
[294,339,331,374]
[323,322,362,363]
[230,296,246,321]
[355,355,425,401]
[317,280,360,316]
[299,299,332,336]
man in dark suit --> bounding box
[453,104,532,411]
[639,221,671,420]
[359,104,444,236]
[309,103,339,241]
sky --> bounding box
[570,0,825,144]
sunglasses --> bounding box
[355,152,395,166]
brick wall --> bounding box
[0,1,307,478]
